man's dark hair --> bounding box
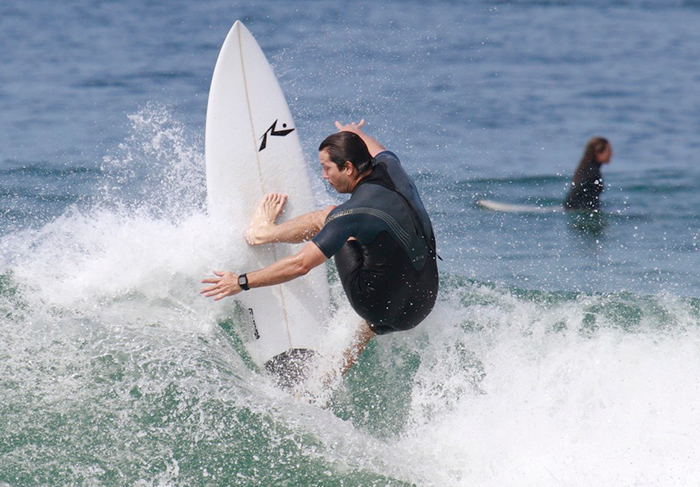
[318,131,374,173]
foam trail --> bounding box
[396,284,700,485]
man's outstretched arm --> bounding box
[200,241,327,301]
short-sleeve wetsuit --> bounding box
[312,151,439,335]
[564,159,604,211]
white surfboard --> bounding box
[477,199,564,214]
[205,21,329,376]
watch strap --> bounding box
[238,273,250,291]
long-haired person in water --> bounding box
[564,137,612,211]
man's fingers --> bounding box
[201,271,237,300]
[335,119,365,131]
[212,289,234,301]
[200,285,218,294]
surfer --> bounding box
[201,120,439,373]
[564,137,613,211]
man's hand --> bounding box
[335,119,366,133]
[200,271,241,301]
[333,119,385,157]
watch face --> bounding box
[238,274,248,289]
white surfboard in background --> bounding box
[477,199,564,214]
[205,20,329,377]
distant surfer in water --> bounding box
[201,120,439,373]
[564,137,613,211]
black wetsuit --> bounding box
[312,151,439,335]
[564,159,604,211]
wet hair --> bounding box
[318,131,375,173]
[572,137,609,184]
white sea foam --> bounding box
[3,106,700,486]
[398,286,700,486]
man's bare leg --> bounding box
[245,193,334,245]
[339,321,376,375]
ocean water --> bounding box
[2,0,700,485]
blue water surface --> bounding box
[2,1,700,485]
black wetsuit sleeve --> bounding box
[375,150,400,167]
[312,208,358,259]
[313,202,409,259]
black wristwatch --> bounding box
[238,273,250,291]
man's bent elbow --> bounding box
[296,260,315,276]
[295,252,324,276]
[287,255,312,277]
[320,205,336,220]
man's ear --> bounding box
[343,161,354,174]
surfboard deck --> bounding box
[477,199,564,214]
[205,21,329,374]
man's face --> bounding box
[319,150,353,193]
